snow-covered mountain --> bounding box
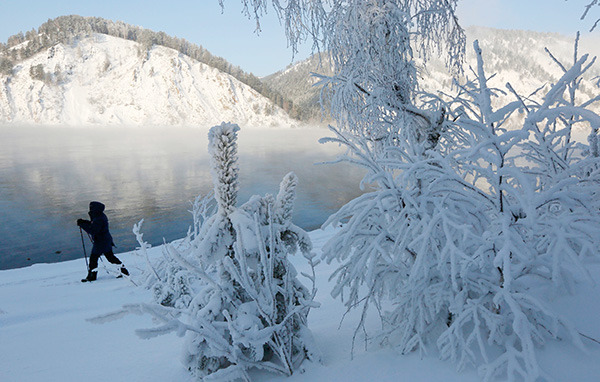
[264,27,600,120]
[0,33,296,127]
[420,27,600,108]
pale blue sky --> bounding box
[0,0,598,76]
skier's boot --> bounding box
[81,270,97,283]
[116,266,129,278]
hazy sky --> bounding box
[0,0,598,76]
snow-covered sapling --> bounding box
[98,122,320,382]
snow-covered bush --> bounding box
[133,194,216,310]
[436,40,600,381]
[101,123,319,382]
[321,38,600,381]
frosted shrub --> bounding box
[322,39,600,381]
[132,194,216,310]
[436,40,600,381]
[102,123,319,382]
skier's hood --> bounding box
[89,201,105,217]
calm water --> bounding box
[0,125,365,270]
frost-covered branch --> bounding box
[580,0,600,31]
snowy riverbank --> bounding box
[1,228,599,382]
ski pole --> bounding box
[79,227,89,269]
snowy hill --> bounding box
[263,55,334,122]
[0,33,296,127]
[1,228,599,382]
[419,27,600,111]
[263,27,600,120]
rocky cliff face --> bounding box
[0,33,296,127]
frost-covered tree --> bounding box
[319,36,600,381]
[235,0,463,350]
[97,123,320,382]
[227,0,464,144]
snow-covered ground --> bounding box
[1,228,599,382]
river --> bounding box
[0,125,365,270]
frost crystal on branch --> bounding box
[581,0,600,31]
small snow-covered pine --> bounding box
[209,123,240,219]
[128,123,319,382]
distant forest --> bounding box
[0,15,306,120]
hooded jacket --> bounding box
[79,201,114,254]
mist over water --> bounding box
[0,125,365,270]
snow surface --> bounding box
[1,227,599,382]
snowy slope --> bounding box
[0,34,296,127]
[419,27,600,113]
[264,27,600,120]
[1,228,599,382]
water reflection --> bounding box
[0,126,365,270]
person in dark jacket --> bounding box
[77,201,129,282]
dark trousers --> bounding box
[89,250,122,272]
